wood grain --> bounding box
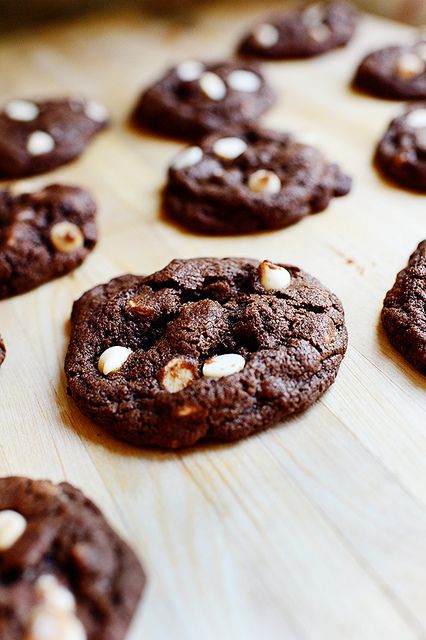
[0,4,425,639]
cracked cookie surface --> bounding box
[382,241,426,374]
[132,60,275,141]
[164,127,351,234]
[0,184,97,299]
[0,476,146,640]
[65,257,348,448]
[238,1,358,59]
[0,97,108,178]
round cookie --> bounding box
[374,104,426,191]
[132,60,276,141]
[353,43,426,100]
[0,97,108,178]
[0,336,4,367]
[382,241,426,374]
[0,184,97,299]
[0,476,146,640]
[65,257,348,449]
[163,127,352,234]
[238,1,358,59]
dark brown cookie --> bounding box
[65,257,348,449]
[382,241,426,374]
[0,184,97,299]
[0,97,108,178]
[238,1,358,59]
[374,104,426,191]
[0,336,5,368]
[132,60,276,141]
[353,43,426,100]
[163,127,351,235]
[0,476,146,640]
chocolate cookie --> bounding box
[353,43,426,100]
[163,127,351,234]
[238,1,358,59]
[0,476,146,640]
[0,97,108,178]
[65,257,348,449]
[0,184,97,299]
[132,60,276,141]
[0,337,5,368]
[374,104,426,191]
[382,241,426,374]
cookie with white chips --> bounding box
[65,257,348,448]
[0,97,108,178]
[164,126,352,234]
[132,60,275,141]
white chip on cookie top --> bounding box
[0,510,27,551]
[172,146,203,170]
[308,23,331,42]
[253,23,279,48]
[248,170,281,194]
[302,3,325,27]
[50,222,84,253]
[212,137,247,160]
[405,108,426,129]
[159,357,197,393]
[259,260,291,291]
[227,69,261,93]
[27,131,55,156]
[176,60,204,82]
[199,72,227,101]
[35,575,76,613]
[98,346,132,376]
[395,52,424,79]
[84,100,108,123]
[202,353,245,379]
[4,99,39,122]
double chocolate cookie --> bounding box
[0,97,108,178]
[0,337,4,368]
[0,184,97,299]
[0,476,146,640]
[382,241,426,374]
[375,104,426,191]
[164,127,351,234]
[238,1,358,59]
[132,60,275,141]
[353,43,426,100]
[65,257,348,449]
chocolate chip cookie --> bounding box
[0,337,5,368]
[382,241,426,374]
[374,105,426,191]
[353,43,426,100]
[132,60,276,141]
[0,184,97,299]
[65,257,348,449]
[163,127,351,234]
[0,476,146,640]
[0,97,108,178]
[238,1,358,59]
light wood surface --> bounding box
[0,4,425,639]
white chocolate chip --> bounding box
[303,3,325,27]
[176,59,204,82]
[172,146,203,170]
[4,99,39,122]
[405,108,426,129]
[26,131,55,156]
[84,100,108,122]
[253,23,279,48]
[308,23,331,42]
[259,260,291,291]
[50,222,84,254]
[212,136,247,160]
[227,69,261,93]
[395,52,424,79]
[98,346,132,376]
[0,510,27,551]
[35,576,76,613]
[199,72,227,101]
[26,608,86,640]
[248,169,281,194]
[202,353,245,379]
[159,357,197,393]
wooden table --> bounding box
[0,3,425,638]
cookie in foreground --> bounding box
[381,241,426,374]
[0,476,146,639]
[0,184,97,299]
[65,257,348,448]
[164,127,351,234]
